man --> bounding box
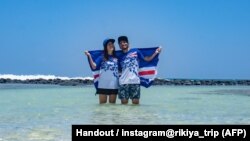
[117,36,161,104]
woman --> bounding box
[85,38,119,104]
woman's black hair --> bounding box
[103,42,116,61]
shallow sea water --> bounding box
[0,84,249,140]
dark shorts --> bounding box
[118,84,140,100]
[96,88,118,95]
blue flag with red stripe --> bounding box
[87,47,160,89]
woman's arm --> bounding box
[84,51,97,70]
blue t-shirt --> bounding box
[118,48,145,85]
[95,55,119,89]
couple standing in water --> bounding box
[85,36,161,104]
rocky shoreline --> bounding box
[153,78,250,86]
[0,78,250,86]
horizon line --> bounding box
[0,74,250,81]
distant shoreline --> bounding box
[0,78,250,86]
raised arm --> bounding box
[84,51,97,70]
[144,47,162,62]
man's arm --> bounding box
[144,47,162,62]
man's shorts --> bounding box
[118,84,140,100]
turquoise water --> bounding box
[0,84,250,140]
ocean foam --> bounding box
[0,74,93,81]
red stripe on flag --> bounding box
[139,70,155,75]
[94,74,99,79]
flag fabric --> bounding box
[87,47,159,89]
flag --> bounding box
[87,47,159,89]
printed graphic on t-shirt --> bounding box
[119,49,145,85]
[100,58,119,78]
[96,56,119,89]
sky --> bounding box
[0,0,250,79]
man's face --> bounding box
[119,40,129,50]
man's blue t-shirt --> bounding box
[118,48,145,85]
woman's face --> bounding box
[107,42,115,52]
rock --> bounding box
[0,78,250,86]
[0,79,6,83]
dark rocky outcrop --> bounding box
[0,78,250,86]
[152,78,250,86]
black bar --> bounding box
[72,125,249,140]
